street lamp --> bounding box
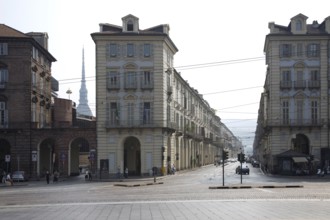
[66,88,72,99]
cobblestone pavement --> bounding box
[0,199,329,220]
[0,165,329,219]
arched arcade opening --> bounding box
[123,136,141,176]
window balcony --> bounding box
[293,80,306,90]
[124,82,137,90]
[105,119,160,128]
[265,118,322,127]
[280,80,292,89]
[308,80,320,89]
[141,81,153,90]
[107,82,120,90]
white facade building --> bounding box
[91,15,223,176]
[254,14,330,175]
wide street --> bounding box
[0,162,330,219]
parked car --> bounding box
[252,160,260,167]
[236,165,250,175]
[12,171,27,182]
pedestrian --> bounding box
[6,173,13,186]
[116,166,121,179]
[124,167,128,178]
[2,171,6,184]
[46,171,50,184]
[53,170,59,183]
[171,164,176,175]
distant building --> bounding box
[0,24,96,178]
[77,47,93,117]
[91,14,224,176]
[254,14,330,175]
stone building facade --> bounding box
[91,14,223,176]
[0,24,96,179]
[254,14,330,174]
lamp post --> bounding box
[66,88,72,99]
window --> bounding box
[141,71,153,89]
[296,99,304,124]
[142,102,151,124]
[107,71,120,89]
[282,70,291,81]
[295,71,304,88]
[127,44,134,57]
[282,100,289,125]
[281,70,291,88]
[307,44,320,57]
[127,20,133,31]
[32,47,39,61]
[0,69,8,86]
[280,44,292,57]
[311,100,318,124]
[31,102,36,122]
[40,77,44,94]
[309,70,320,88]
[310,70,319,81]
[296,20,302,31]
[109,102,120,125]
[32,71,37,87]
[39,106,45,128]
[144,44,151,57]
[109,44,117,57]
[0,43,8,55]
[125,71,137,89]
[127,103,134,125]
[0,102,7,127]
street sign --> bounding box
[32,151,37,162]
[5,155,10,162]
[89,149,96,161]
[60,152,66,161]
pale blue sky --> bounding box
[1,0,330,151]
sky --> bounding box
[1,0,330,153]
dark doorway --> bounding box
[124,136,141,176]
[293,134,309,155]
[0,139,11,173]
[39,139,55,176]
[70,138,90,176]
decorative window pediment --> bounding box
[124,94,137,100]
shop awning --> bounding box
[292,157,308,163]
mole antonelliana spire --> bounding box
[77,47,93,117]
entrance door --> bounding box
[294,134,309,155]
[123,136,141,175]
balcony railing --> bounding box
[124,80,137,89]
[280,80,292,89]
[141,81,154,90]
[107,81,120,90]
[106,120,162,128]
[294,80,306,89]
[265,118,322,127]
[308,80,320,89]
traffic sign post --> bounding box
[222,150,229,186]
[89,149,96,174]
[5,155,10,173]
[32,151,37,177]
[237,153,245,184]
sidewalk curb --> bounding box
[114,182,164,187]
[209,185,303,189]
